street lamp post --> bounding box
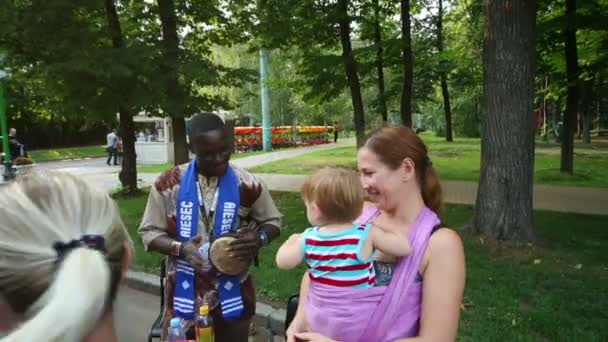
[0,61,15,181]
[260,48,272,152]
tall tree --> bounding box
[0,0,163,193]
[436,0,453,141]
[338,0,366,146]
[580,77,593,144]
[372,0,389,123]
[157,0,189,165]
[400,0,414,127]
[104,0,138,193]
[560,0,578,174]
[473,0,537,241]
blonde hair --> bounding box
[301,167,364,223]
[0,172,131,341]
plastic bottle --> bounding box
[196,304,214,342]
[167,317,186,342]
[199,241,212,272]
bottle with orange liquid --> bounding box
[195,303,214,342]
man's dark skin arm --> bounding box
[229,180,281,261]
[147,223,278,266]
[229,224,280,261]
[148,235,205,270]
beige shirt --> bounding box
[139,163,280,333]
[139,163,282,250]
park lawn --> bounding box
[117,190,607,341]
[137,150,266,173]
[29,145,106,161]
[249,134,608,188]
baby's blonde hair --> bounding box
[301,167,364,224]
[0,172,131,341]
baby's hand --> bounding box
[371,224,411,258]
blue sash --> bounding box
[174,161,244,321]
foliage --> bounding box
[1,0,606,145]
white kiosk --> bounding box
[133,112,174,165]
[132,111,228,165]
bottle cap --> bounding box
[170,317,181,328]
[200,304,209,315]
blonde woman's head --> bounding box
[0,172,132,341]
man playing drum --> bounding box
[139,113,282,341]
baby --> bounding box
[276,167,410,288]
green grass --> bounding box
[29,145,106,162]
[250,134,608,188]
[117,190,608,341]
[136,150,267,173]
[115,189,165,273]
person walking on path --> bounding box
[106,129,118,166]
[8,128,27,160]
[333,121,339,143]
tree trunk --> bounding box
[172,117,189,164]
[373,0,388,123]
[158,0,189,165]
[473,0,536,241]
[560,0,578,174]
[104,0,137,193]
[400,0,413,127]
[596,74,602,133]
[118,106,138,193]
[581,79,593,144]
[337,0,366,147]
[437,0,453,141]
[542,75,548,138]
[577,111,582,139]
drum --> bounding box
[209,235,250,276]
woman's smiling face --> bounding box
[357,147,404,212]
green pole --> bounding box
[260,48,272,152]
[0,82,10,160]
[0,67,15,181]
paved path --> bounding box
[23,140,356,191]
[114,285,158,342]
[12,137,607,215]
[253,174,608,215]
[232,139,355,169]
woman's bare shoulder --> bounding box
[427,228,464,260]
[421,227,465,276]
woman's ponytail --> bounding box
[422,165,443,214]
[3,248,111,342]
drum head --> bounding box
[209,236,250,275]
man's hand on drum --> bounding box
[180,235,205,270]
[229,229,262,261]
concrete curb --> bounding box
[125,271,287,336]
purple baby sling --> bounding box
[306,206,440,342]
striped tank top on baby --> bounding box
[302,222,376,288]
